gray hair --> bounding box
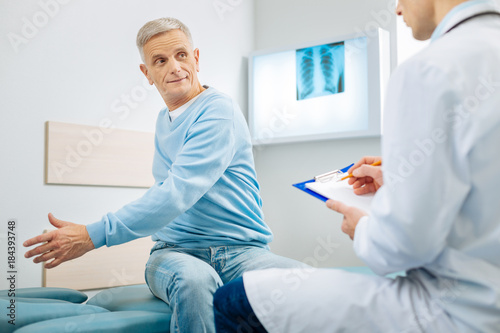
[136,17,194,63]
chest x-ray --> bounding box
[296,42,345,101]
[249,29,388,145]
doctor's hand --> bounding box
[24,213,95,269]
[326,200,367,240]
[347,156,383,195]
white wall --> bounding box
[0,0,254,289]
[1,0,402,289]
[252,0,398,267]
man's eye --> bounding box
[178,53,186,58]
[155,59,165,64]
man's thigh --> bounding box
[220,246,306,283]
[145,247,223,305]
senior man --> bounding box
[213,0,500,332]
[24,17,303,333]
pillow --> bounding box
[0,287,88,303]
[0,298,108,333]
[87,284,171,313]
[13,311,172,333]
[0,297,70,304]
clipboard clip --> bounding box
[314,169,346,183]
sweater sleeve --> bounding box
[87,109,236,248]
[352,59,471,275]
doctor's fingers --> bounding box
[326,199,349,214]
[350,176,371,187]
[353,183,377,195]
[352,164,380,178]
[341,218,355,240]
[348,156,381,174]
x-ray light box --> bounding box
[249,29,390,145]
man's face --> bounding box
[396,0,437,40]
[140,29,201,108]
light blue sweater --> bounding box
[86,87,273,249]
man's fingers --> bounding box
[24,238,60,259]
[44,258,63,269]
[326,200,349,214]
[48,213,69,229]
[23,232,54,248]
[33,249,59,264]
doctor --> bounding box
[213,0,500,332]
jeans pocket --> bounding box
[150,241,177,254]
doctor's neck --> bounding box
[434,0,470,25]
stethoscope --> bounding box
[445,11,500,34]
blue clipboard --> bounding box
[292,163,354,202]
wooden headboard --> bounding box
[43,237,155,291]
[43,120,157,290]
[45,121,155,188]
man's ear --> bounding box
[194,48,200,72]
[140,64,154,85]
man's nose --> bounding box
[169,59,181,74]
[395,2,402,16]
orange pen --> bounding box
[338,160,382,182]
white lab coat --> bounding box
[243,1,500,332]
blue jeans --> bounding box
[145,242,304,333]
[213,277,267,333]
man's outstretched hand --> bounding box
[24,213,95,269]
